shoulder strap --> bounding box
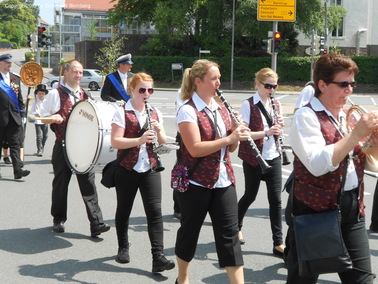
[108,73,130,102]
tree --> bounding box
[87,16,99,40]
[0,0,38,47]
[94,36,125,75]
[107,0,346,57]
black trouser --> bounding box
[238,157,283,246]
[371,180,378,231]
[286,190,374,284]
[175,184,243,268]
[35,124,48,151]
[51,140,103,229]
[173,191,180,213]
[114,166,164,254]
[0,118,23,174]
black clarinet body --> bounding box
[269,93,291,165]
[144,100,165,172]
[215,90,272,174]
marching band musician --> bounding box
[286,53,375,283]
[101,53,134,104]
[110,72,175,273]
[237,68,286,257]
[41,59,110,237]
[0,53,30,179]
[175,59,249,284]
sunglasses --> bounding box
[139,88,154,94]
[260,81,278,90]
[328,81,357,88]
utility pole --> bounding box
[271,21,278,72]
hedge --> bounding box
[131,55,378,84]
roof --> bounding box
[64,0,117,12]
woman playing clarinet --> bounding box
[237,68,286,257]
[111,72,175,273]
[175,59,249,284]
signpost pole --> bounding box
[271,21,278,72]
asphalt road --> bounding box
[0,49,377,283]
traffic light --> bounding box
[314,35,320,55]
[27,33,37,49]
[262,39,272,54]
[319,36,326,55]
[27,34,32,48]
[38,26,46,47]
[273,32,282,53]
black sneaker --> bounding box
[3,157,11,164]
[152,254,175,273]
[116,246,130,263]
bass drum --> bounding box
[63,100,119,174]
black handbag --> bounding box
[292,156,353,277]
[100,149,129,188]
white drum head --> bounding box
[64,101,101,173]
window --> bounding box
[329,0,344,38]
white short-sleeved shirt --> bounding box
[240,93,280,161]
[290,97,358,191]
[176,92,231,188]
[112,100,164,173]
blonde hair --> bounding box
[128,72,154,96]
[254,68,278,89]
[180,59,219,102]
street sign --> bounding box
[258,0,296,22]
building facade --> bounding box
[297,0,377,56]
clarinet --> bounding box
[216,89,272,174]
[144,100,165,172]
[270,92,291,165]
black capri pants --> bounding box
[175,183,243,268]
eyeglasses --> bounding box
[260,81,278,90]
[327,81,357,88]
[139,88,154,94]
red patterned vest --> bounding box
[52,87,88,142]
[294,106,365,215]
[238,96,281,167]
[119,108,158,171]
[180,99,235,189]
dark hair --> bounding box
[313,53,359,97]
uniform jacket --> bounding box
[101,71,134,102]
[0,72,24,127]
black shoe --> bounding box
[273,246,284,257]
[152,253,175,273]
[91,223,111,237]
[14,169,30,179]
[3,157,11,164]
[173,212,181,219]
[0,171,2,178]
[53,221,65,233]
[116,246,130,263]
[37,150,43,157]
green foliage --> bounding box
[0,0,38,47]
[108,0,346,57]
[94,37,125,74]
[130,55,378,84]
[88,16,98,40]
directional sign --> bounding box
[258,0,296,22]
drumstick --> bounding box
[27,114,57,124]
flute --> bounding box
[270,92,291,165]
[144,100,165,172]
[216,89,272,174]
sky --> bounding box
[34,0,64,25]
